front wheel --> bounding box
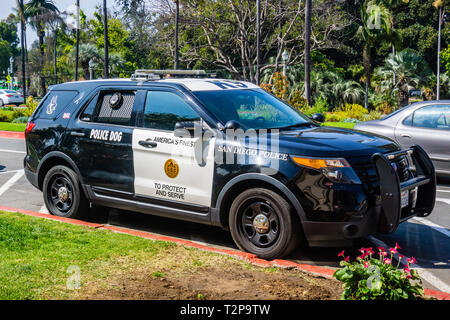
[229,188,301,260]
[43,165,88,219]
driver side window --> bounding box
[143,91,201,131]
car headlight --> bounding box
[291,156,361,184]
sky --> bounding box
[0,0,109,48]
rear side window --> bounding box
[80,90,136,126]
[35,90,78,119]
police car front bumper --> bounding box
[301,145,436,247]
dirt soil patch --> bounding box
[82,247,343,300]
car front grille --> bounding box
[349,154,411,190]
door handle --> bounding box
[401,134,411,138]
[139,140,157,148]
[70,131,85,137]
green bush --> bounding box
[12,116,29,123]
[0,110,14,122]
[12,108,26,119]
[327,103,368,122]
[300,96,329,117]
[333,246,425,300]
[24,96,38,118]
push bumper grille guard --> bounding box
[372,145,436,234]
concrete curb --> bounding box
[0,130,25,139]
[0,204,448,300]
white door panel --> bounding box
[133,128,215,207]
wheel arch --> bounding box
[37,152,85,193]
[212,173,307,229]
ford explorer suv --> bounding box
[23,70,436,259]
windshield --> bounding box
[193,88,313,130]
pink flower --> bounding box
[403,267,411,273]
[338,250,345,257]
[377,246,385,252]
[395,243,402,250]
[384,258,392,265]
[406,257,416,265]
[398,254,404,260]
[363,261,370,268]
[344,256,350,262]
[389,247,397,254]
[380,251,388,257]
[359,248,366,254]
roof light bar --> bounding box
[131,69,208,81]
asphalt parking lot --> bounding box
[1,136,449,294]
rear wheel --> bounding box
[229,188,301,260]
[43,165,88,219]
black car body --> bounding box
[23,73,437,259]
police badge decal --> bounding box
[164,159,179,179]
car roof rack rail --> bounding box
[131,69,209,81]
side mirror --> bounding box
[311,113,325,123]
[174,121,196,137]
[224,120,242,130]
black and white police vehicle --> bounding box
[24,70,436,259]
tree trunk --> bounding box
[38,26,46,96]
[363,45,371,109]
[398,90,409,107]
[304,0,312,106]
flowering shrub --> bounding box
[333,244,425,300]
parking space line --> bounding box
[412,217,450,238]
[0,169,23,175]
[436,197,450,205]
[0,170,24,197]
[0,148,26,154]
[39,206,49,214]
[368,236,450,294]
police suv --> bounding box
[24,70,436,259]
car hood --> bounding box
[272,125,399,158]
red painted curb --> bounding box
[0,205,448,300]
[0,130,24,139]
[424,288,450,300]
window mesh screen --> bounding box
[96,92,135,125]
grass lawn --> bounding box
[0,211,341,300]
[322,122,356,129]
[0,122,26,132]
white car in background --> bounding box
[0,90,25,106]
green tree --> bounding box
[375,49,431,106]
[24,0,59,95]
[357,0,404,108]
[0,18,19,73]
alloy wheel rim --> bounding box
[240,200,280,248]
[48,175,74,213]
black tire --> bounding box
[43,165,88,219]
[229,188,301,260]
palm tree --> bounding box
[24,0,59,95]
[376,49,431,107]
[357,0,402,108]
[71,43,101,80]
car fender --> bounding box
[212,173,307,227]
[37,151,86,191]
